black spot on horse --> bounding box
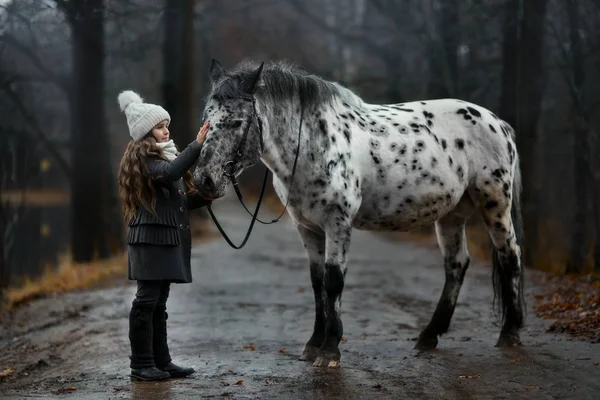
[371,152,381,164]
[467,107,481,118]
[491,168,505,179]
[441,139,447,150]
[485,200,498,209]
[343,130,351,143]
[455,139,465,150]
[318,119,328,136]
[489,124,497,133]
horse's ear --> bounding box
[243,62,264,94]
[210,59,225,84]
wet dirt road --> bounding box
[1,193,599,399]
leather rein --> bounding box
[206,95,303,249]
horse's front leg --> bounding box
[296,225,326,362]
[313,219,351,368]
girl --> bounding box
[117,90,211,381]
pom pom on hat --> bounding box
[117,90,170,141]
[118,90,143,112]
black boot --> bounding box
[158,362,195,378]
[154,307,195,378]
[129,304,169,381]
[130,366,170,381]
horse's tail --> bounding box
[491,120,526,326]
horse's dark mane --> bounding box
[210,59,365,110]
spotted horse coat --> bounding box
[194,59,526,368]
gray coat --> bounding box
[126,140,209,283]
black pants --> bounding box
[128,280,172,369]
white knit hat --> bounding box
[117,90,171,141]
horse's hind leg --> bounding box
[415,195,473,351]
[295,225,326,362]
[478,199,524,347]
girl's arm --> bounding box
[147,122,209,181]
[147,141,201,181]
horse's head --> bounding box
[193,59,265,200]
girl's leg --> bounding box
[129,280,170,380]
[153,281,195,378]
[153,281,172,367]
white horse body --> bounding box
[265,96,514,234]
[197,59,525,369]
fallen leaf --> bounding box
[340,337,348,343]
[523,385,541,390]
[0,368,14,377]
[53,387,77,394]
[458,374,480,379]
[243,344,256,351]
[373,384,382,391]
[235,380,244,385]
[278,348,286,353]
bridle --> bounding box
[206,94,303,249]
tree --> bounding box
[163,0,196,148]
[499,0,549,268]
[57,0,119,262]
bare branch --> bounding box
[0,83,71,179]
[286,0,392,62]
[0,33,70,93]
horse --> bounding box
[193,58,526,368]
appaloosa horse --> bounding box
[193,59,525,368]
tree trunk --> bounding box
[593,169,600,271]
[565,0,589,274]
[67,0,112,262]
[163,0,196,148]
[499,0,548,268]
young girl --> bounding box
[117,90,211,381]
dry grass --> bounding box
[1,189,70,207]
[2,251,129,310]
[2,220,215,312]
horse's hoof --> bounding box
[414,335,438,351]
[495,332,521,347]
[312,351,341,368]
[299,345,320,362]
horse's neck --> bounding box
[259,98,312,183]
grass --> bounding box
[1,215,215,313]
[2,251,129,311]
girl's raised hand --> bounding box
[197,121,210,144]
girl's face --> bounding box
[152,120,170,143]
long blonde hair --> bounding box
[117,134,196,223]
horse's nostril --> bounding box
[202,175,215,191]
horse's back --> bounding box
[348,98,516,231]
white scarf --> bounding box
[157,139,178,161]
